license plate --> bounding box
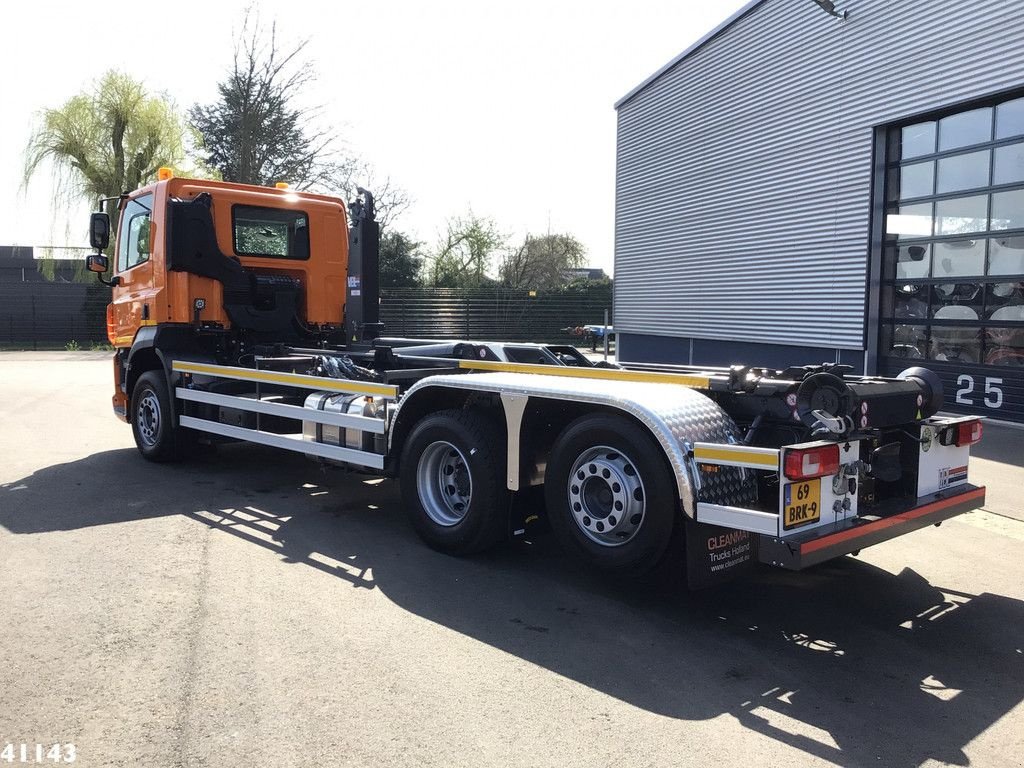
[783,478,821,530]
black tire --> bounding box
[544,413,677,576]
[399,409,508,555]
[130,370,187,462]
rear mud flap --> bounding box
[684,517,759,589]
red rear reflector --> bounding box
[955,420,983,447]
[784,444,840,480]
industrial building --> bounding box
[613,0,1024,422]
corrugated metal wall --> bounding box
[614,0,1024,351]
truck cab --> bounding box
[104,176,350,344]
[88,173,363,420]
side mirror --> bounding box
[89,212,110,250]
[86,253,109,273]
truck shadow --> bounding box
[970,422,1024,468]
[3,446,1022,767]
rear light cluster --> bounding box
[938,419,983,447]
[783,444,840,481]
[955,420,983,447]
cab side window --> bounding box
[117,194,154,272]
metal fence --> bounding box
[0,284,111,349]
[379,286,612,343]
[0,280,612,349]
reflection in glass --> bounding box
[900,161,934,199]
[888,202,933,239]
[901,122,936,159]
[985,320,1024,366]
[991,189,1024,231]
[995,97,1024,140]
[932,288,981,316]
[989,236,1024,275]
[932,238,985,278]
[890,325,927,359]
[935,195,988,235]
[994,142,1024,186]
[894,284,928,318]
[936,150,989,193]
[896,243,930,279]
[938,108,992,151]
[929,325,981,363]
[987,284,1024,316]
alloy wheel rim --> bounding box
[417,440,473,527]
[567,445,646,547]
[137,391,161,448]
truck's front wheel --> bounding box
[545,414,676,575]
[400,409,508,555]
[131,371,186,462]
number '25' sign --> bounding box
[955,375,1003,409]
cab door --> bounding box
[111,193,159,346]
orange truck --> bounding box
[84,171,986,587]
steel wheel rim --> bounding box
[137,390,161,448]
[417,440,473,527]
[567,445,645,547]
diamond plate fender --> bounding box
[390,372,757,516]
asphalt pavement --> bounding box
[1,352,1022,768]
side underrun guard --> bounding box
[166,193,300,333]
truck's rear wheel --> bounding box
[545,414,676,575]
[400,409,508,555]
[131,370,186,462]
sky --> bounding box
[0,0,749,274]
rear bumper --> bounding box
[758,484,986,570]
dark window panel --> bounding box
[986,282,1024,315]
[984,325,1024,366]
[932,282,983,320]
[232,205,310,260]
[894,286,929,319]
[889,323,928,359]
[929,324,982,363]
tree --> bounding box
[24,70,192,232]
[379,231,424,288]
[429,214,506,288]
[499,233,587,290]
[334,158,411,231]
[189,16,330,189]
[190,15,410,227]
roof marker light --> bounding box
[157,167,174,181]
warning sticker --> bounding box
[939,465,968,488]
